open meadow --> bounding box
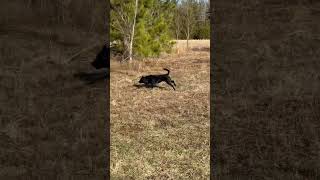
[110,40,210,179]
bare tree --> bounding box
[128,0,138,61]
[174,6,182,40]
[111,0,139,61]
[180,0,196,49]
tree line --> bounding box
[111,0,210,61]
[5,0,209,62]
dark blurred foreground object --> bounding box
[74,70,109,84]
[91,45,110,69]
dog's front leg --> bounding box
[168,83,175,90]
[172,80,176,87]
[165,80,176,90]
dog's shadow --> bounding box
[133,84,165,90]
[74,69,109,85]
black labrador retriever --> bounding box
[139,68,176,90]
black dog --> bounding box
[91,45,110,69]
[139,68,176,90]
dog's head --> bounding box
[139,76,147,83]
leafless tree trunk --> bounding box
[128,0,139,61]
[186,25,190,49]
[185,0,192,49]
[174,9,181,40]
[111,0,139,61]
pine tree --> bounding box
[111,0,175,61]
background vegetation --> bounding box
[110,0,210,60]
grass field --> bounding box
[110,40,210,179]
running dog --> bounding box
[139,68,176,90]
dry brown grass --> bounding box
[110,40,210,179]
[172,40,210,55]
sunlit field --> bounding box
[111,40,210,179]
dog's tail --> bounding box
[163,68,170,75]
